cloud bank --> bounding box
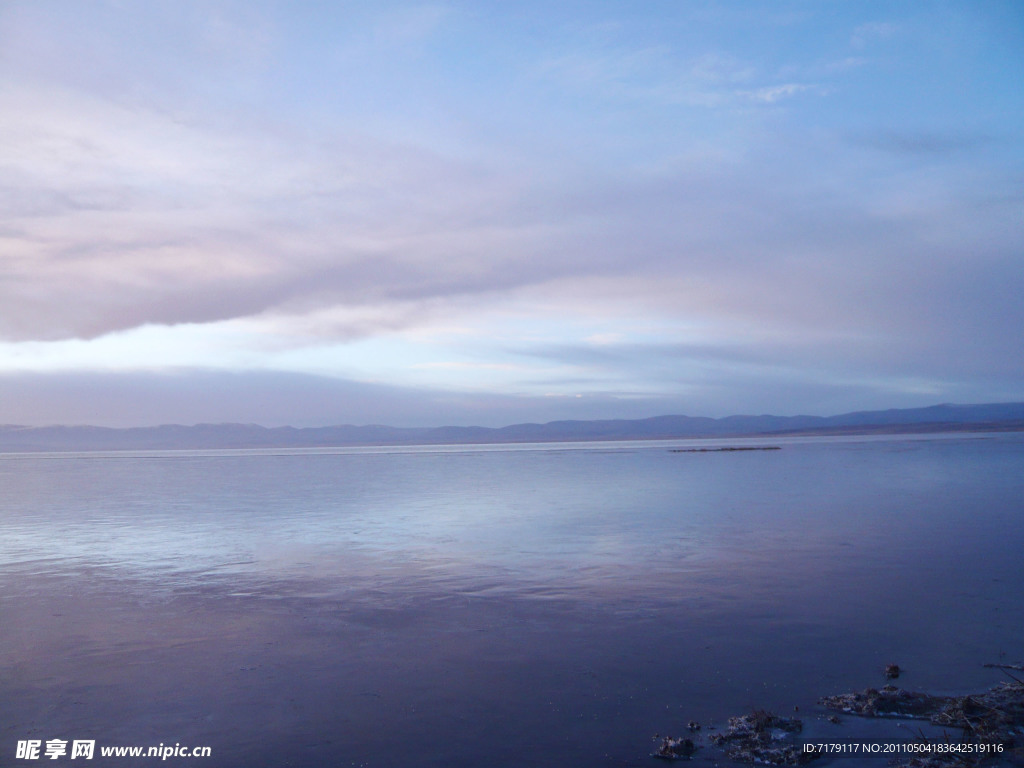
[0,1,1021,425]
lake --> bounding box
[2,433,1022,767]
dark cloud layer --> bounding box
[2,367,1000,429]
[0,369,692,428]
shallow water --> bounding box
[2,433,1022,766]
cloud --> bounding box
[737,82,814,103]
[0,368,703,428]
[3,65,1021,377]
[534,45,811,109]
[2,1,1022,425]
[0,73,823,344]
[4,358,1010,429]
[6,72,1019,385]
[0,78,590,340]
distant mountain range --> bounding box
[2,402,1024,452]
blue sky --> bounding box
[0,1,1021,426]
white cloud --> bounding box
[584,333,624,346]
[738,82,813,103]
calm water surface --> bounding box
[2,433,1022,767]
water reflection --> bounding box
[1,434,1021,599]
[1,434,1023,767]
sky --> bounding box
[0,0,1022,427]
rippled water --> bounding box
[2,434,1022,767]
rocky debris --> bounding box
[652,736,696,760]
[707,710,817,765]
[931,681,1024,754]
[819,684,947,718]
[886,664,902,680]
[821,679,1024,768]
[653,668,1024,767]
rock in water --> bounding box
[652,736,696,760]
[708,710,817,765]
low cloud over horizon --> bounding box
[1,1,1022,427]
[2,368,1019,430]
